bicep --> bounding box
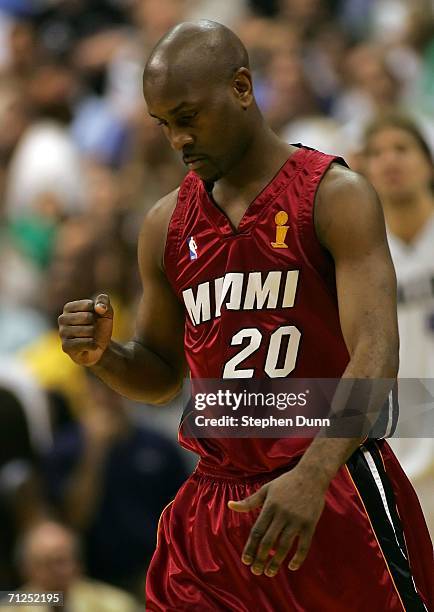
[316,169,398,357]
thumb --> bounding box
[94,294,113,318]
[227,486,267,513]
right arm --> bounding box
[58,190,187,404]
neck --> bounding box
[382,190,434,244]
[215,119,293,197]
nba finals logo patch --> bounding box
[271,211,289,248]
[188,236,198,260]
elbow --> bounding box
[152,385,183,406]
[117,377,183,406]
[147,373,184,406]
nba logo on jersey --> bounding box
[188,236,198,260]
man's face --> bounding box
[143,74,252,182]
[25,528,79,593]
[364,127,433,201]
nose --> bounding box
[168,127,194,151]
[380,148,401,167]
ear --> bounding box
[232,68,253,110]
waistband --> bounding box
[192,441,378,484]
[193,457,301,483]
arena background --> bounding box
[0,1,432,610]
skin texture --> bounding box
[59,21,399,578]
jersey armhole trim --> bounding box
[161,188,180,273]
[163,174,197,292]
[296,154,347,293]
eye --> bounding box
[366,147,379,158]
[157,119,168,127]
[177,112,197,126]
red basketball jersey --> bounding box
[164,146,350,474]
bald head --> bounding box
[144,20,249,86]
[142,21,260,183]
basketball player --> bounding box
[58,22,434,611]
[363,114,434,540]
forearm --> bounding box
[91,340,183,404]
[297,339,398,484]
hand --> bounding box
[58,294,113,367]
[228,466,328,577]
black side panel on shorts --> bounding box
[346,440,428,611]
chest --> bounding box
[165,151,334,301]
[208,189,264,232]
[181,196,299,288]
[214,200,248,231]
[209,168,295,231]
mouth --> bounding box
[183,156,207,170]
[383,170,404,182]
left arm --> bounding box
[228,165,399,577]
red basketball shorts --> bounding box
[146,440,433,611]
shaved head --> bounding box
[143,21,260,182]
[144,20,249,87]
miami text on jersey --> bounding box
[182,269,300,326]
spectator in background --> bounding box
[0,521,141,612]
[5,19,39,82]
[0,77,47,354]
[42,375,189,598]
[362,113,434,538]
[20,206,137,422]
[265,52,319,133]
[0,59,84,355]
[0,363,51,590]
[5,60,85,221]
[363,115,434,376]
[335,44,404,153]
[0,359,52,456]
[278,0,331,39]
[0,79,29,193]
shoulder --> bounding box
[317,163,377,205]
[138,188,180,271]
[315,163,385,252]
[142,187,180,232]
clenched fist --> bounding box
[58,293,113,366]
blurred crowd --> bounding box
[0,0,433,609]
